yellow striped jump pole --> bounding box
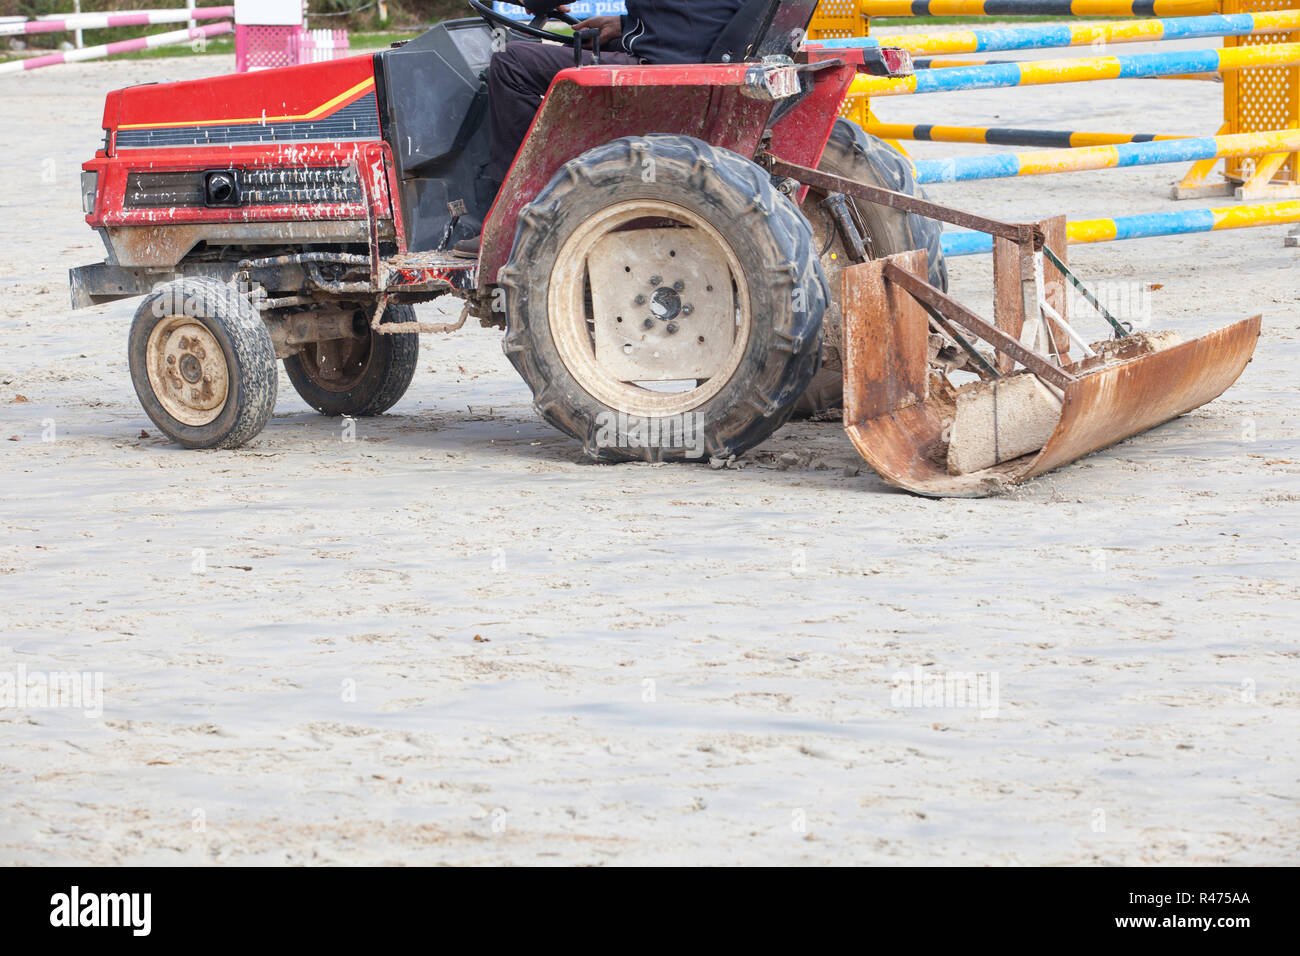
[912,128,1300,182]
[914,57,1225,79]
[855,43,1300,97]
[866,122,1185,148]
[823,12,1300,57]
[941,200,1300,255]
[859,1,1221,16]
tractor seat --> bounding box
[705,0,819,64]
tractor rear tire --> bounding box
[499,135,827,463]
[283,304,420,417]
[793,119,948,418]
[128,277,277,449]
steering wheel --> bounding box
[467,0,579,42]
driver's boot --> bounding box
[452,233,480,258]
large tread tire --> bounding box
[283,304,420,417]
[500,134,827,463]
[794,119,948,418]
[128,277,276,449]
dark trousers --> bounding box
[486,41,639,184]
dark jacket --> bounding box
[619,0,746,65]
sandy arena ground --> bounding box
[0,38,1297,866]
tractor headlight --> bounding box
[204,170,238,206]
[80,171,98,215]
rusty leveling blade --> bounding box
[841,251,1261,497]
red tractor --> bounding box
[71,0,942,458]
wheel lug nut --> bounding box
[634,294,646,305]
[666,322,679,335]
[643,318,654,329]
[673,280,684,291]
[649,275,662,286]
[682,304,693,315]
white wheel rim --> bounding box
[547,200,753,417]
[145,316,229,427]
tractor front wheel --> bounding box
[128,278,277,449]
[499,135,827,463]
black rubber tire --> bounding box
[128,277,277,449]
[283,304,420,417]
[499,134,827,463]
[793,119,948,417]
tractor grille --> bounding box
[239,167,362,205]
[124,167,362,208]
[124,171,204,208]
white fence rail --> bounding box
[0,6,233,38]
[0,21,231,74]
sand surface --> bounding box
[0,42,1296,865]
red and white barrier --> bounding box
[0,7,233,37]
[0,22,232,74]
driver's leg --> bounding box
[485,41,605,184]
[455,41,636,256]
[454,42,581,257]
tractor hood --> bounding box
[80,53,399,269]
[100,54,380,155]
